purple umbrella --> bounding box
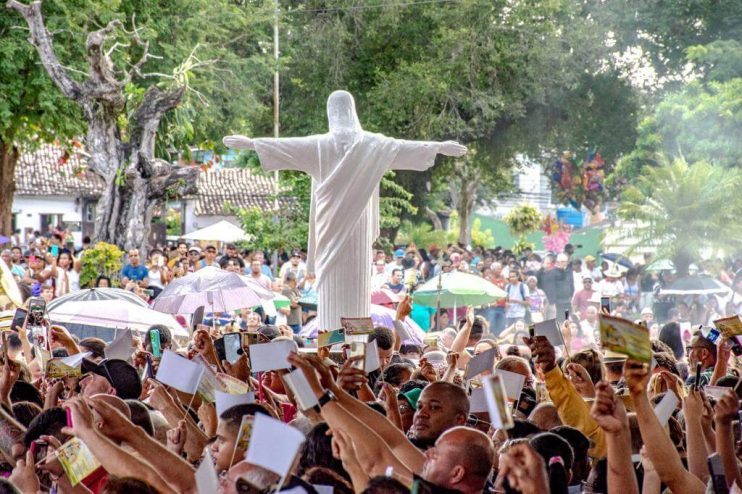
[300,304,425,345]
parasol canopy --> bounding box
[412,272,506,308]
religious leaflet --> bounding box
[483,375,514,430]
[56,437,101,486]
[599,314,652,363]
[341,317,374,344]
[714,315,742,339]
[318,329,345,348]
[46,352,92,379]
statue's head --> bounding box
[327,90,361,134]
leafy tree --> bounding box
[6,0,273,250]
[0,0,88,235]
[617,157,742,276]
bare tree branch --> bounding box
[6,0,84,101]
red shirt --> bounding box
[491,276,507,308]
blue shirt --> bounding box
[121,264,148,282]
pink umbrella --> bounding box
[370,289,400,306]
[299,304,425,345]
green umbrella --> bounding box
[412,272,506,308]
[254,294,291,310]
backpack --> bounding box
[505,282,526,301]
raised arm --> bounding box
[714,389,742,489]
[288,353,424,474]
[590,381,639,494]
[88,397,196,493]
[624,360,705,494]
[63,398,178,494]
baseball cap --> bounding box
[394,249,405,258]
[400,387,422,410]
[640,307,653,316]
[687,331,716,354]
[188,246,201,254]
[82,358,142,400]
[584,255,596,262]
[582,274,593,281]
[291,249,301,257]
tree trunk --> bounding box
[424,206,444,231]
[451,161,479,247]
[674,248,694,278]
[0,141,18,237]
[8,0,197,255]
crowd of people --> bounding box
[1,227,742,493]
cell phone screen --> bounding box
[600,297,611,313]
[224,333,241,364]
[149,330,162,358]
[11,308,27,332]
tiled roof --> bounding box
[14,143,285,216]
[14,142,105,197]
[193,168,289,216]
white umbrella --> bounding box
[152,266,273,314]
[47,287,148,312]
[182,220,250,243]
[49,299,188,337]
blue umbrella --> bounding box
[600,253,633,269]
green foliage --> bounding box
[380,171,417,230]
[512,238,536,256]
[395,221,448,250]
[79,242,124,288]
[446,213,496,249]
[617,157,742,275]
[504,205,542,236]
[164,209,181,236]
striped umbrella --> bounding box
[47,288,148,312]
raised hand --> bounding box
[222,353,250,382]
[659,370,684,401]
[591,381,628,434]
[223,135,255,150]
[682,387,706,420]
[714,389,739,425]
[624,359,650,397]
[88,396,136,442]
[166,420,187,456]
[396,295,412,321]
[417,357,437,382]
[445,351,460,369]
[439,141,467,157]
[8,449,40,493]
[566,362,595,398]
[335,357,367,392]
[497,443,549,494]
[523,336,556,373]
[61,397,96,439]
[287,352,325,397]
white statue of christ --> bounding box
[224,90,466,330]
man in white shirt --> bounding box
[371,260,388,290]
[279,249,306,283]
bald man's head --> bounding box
[411,382,470,446]
[528,402,562,431]
[421,426,495,494]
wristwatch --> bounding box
[313,390,336,413]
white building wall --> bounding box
[11,195,84,245]
[181,199,241,234]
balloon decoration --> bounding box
[550,150,605,213]
[541,213,571,254]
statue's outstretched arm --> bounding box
[223,135,255,150]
